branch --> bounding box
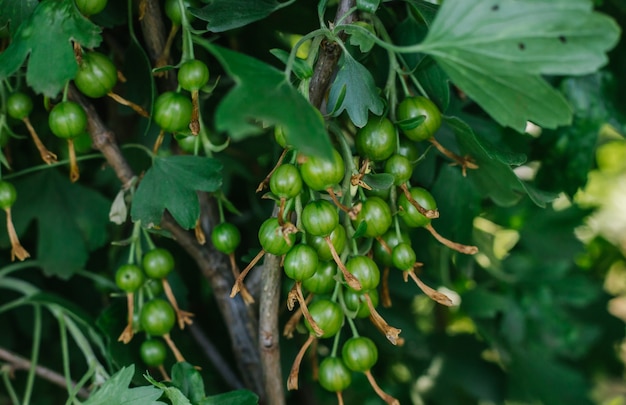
[308,0,357,108]
[163,206,264,396]
[188,323,245,390]
[0,347,90,400]
[68,87,265,398]
[258,253,285,405]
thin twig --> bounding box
[308,0,357,109]
[0,347,90,400]
[188,323,245,390]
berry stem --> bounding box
[324,236,361,291]
[152,129,166,154]
[117,292,135,344]
[162,278,194,329]
[287,334,315,391]
[157,365,171,381]
[230,249,265,298]
[67,138,80,183]
[365,293,402,346]
[295,281,324,337]
[107,92,150,117]
[428,138,478,177]
[162,333,186,363]
[406,270,453,306]
[5,207,29,261]
[154,25,179,75]
[189,90,200,135]
[400,183,438,219]
[22,117,57,165]
[326,187,359,220]
[424,223,478,255]
[194,218,206,245]
[229,253,255,304]
[256,148,289,193]
[336,391,345,405]
[283,292,312,338]
[364,369,399,405]
[380,267,392,308]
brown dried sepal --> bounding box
[364,370,400,405]
[400,183,438,219]
[163,333,186,363]
[5,207,30,261]
[230,249,265,298]
[162,278,194,329]
[365,293,402,346]
[117,293,136,344]
[229,253,254,304]
[324,236,361,291]
[287,334,316,391]
[404,270,454,307]
[424,223,478,255]
[23,117,57,164]
[429,137,478,177]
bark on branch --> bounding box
[309,0,357,109]
[68,86,265,398]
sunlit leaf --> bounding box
[420,0,620,131]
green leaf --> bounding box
[199,390,258,405]
[0,170,110,278]
[171,362,206,403]
[0,0,38,35]
[353,220,368,239]
[191,0,286,33]
[348,22,376,53]
[131,155,223,229]
[84,365,165,405]
[196,40,333,160]
[270,49,313,79]
[0,0,102,97]
[462,288,510,318]
[508,348,592,405]
[356,0,380,13]
[393,15,449,111]
[327,53,384,128]
[444,117,557,207]
[362,173,394,190]
[420,0,620,131]
[145,374,192,405]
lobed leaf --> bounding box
[444,117,557,207]
[0,0,38,35]
[327,53,384,128]
[0,170,110,279]
[131,155,223,229]
[419,0,620,131]
[0,0,101,97]
[191,0,285,32]
[84,365,165,405]
[196,40,334,160]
